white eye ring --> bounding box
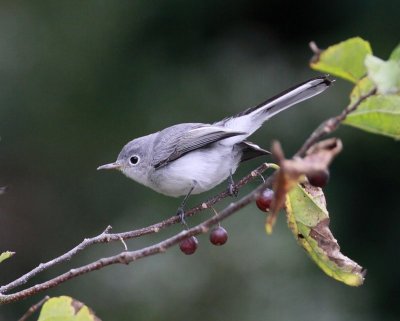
[129,155,140,165]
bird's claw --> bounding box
[227,182,239,197]
[227,170,238,197]
[176,207,188,227]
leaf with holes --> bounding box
[285,183,365,286]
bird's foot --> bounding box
[176,207,188,228]
[227,172,238,197]
[176,183,196,228]
[228,183,239,197]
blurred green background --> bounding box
[1,1,399,320]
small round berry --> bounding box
[256,188,274,212]
[179,236,198,255]
[307,169,330,188]
[209,226,228,246]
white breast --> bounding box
[148,145,240,197]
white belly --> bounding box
[148,146,240,197]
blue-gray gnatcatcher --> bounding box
[98,76,331,214]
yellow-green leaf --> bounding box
[286,183,365,286]
[349,77,375,105]
[0,251,15,264]
[365,54,400,94]
[389,43,400,62]
[344,95,400,139]
[310,37,372,83]
[38,296,101,321]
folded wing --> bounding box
[152,124,246,168]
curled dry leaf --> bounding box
[266,139,342,233]
[266,140,364,285]
[304,138,343,167]
[286,182,365,286]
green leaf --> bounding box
[365,54,400,94]
[389,43,400,62]
[286,183,365,286]
[344,95,400,139]
[0,251,15,264]
[38,296,101,321]
[349,76,375,105]
[310,37,372,83]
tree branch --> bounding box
[295,86,376,158]
[0,81,377,305]
[0,170,274,304]
[18,296,49,321]
[0,163,271,303]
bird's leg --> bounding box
[227,170,238,197]
[176,182,196,226]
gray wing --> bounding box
[152,123,246,168]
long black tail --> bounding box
[216,76,332,145]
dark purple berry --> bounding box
[307,169,330,188]
[209,226,228,246]
[256,188,274,212]
[179,236,198,255]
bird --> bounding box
[98,76,332,216]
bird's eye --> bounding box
[129,155,140,165]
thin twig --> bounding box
[309,41,322,55]
[18,296,49,321]
[118,237,128,251]
[295,87,376,157]
[0,83,377,304]
[0,175,274,304]
[0,226,111,295]
[0,163,271,297]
